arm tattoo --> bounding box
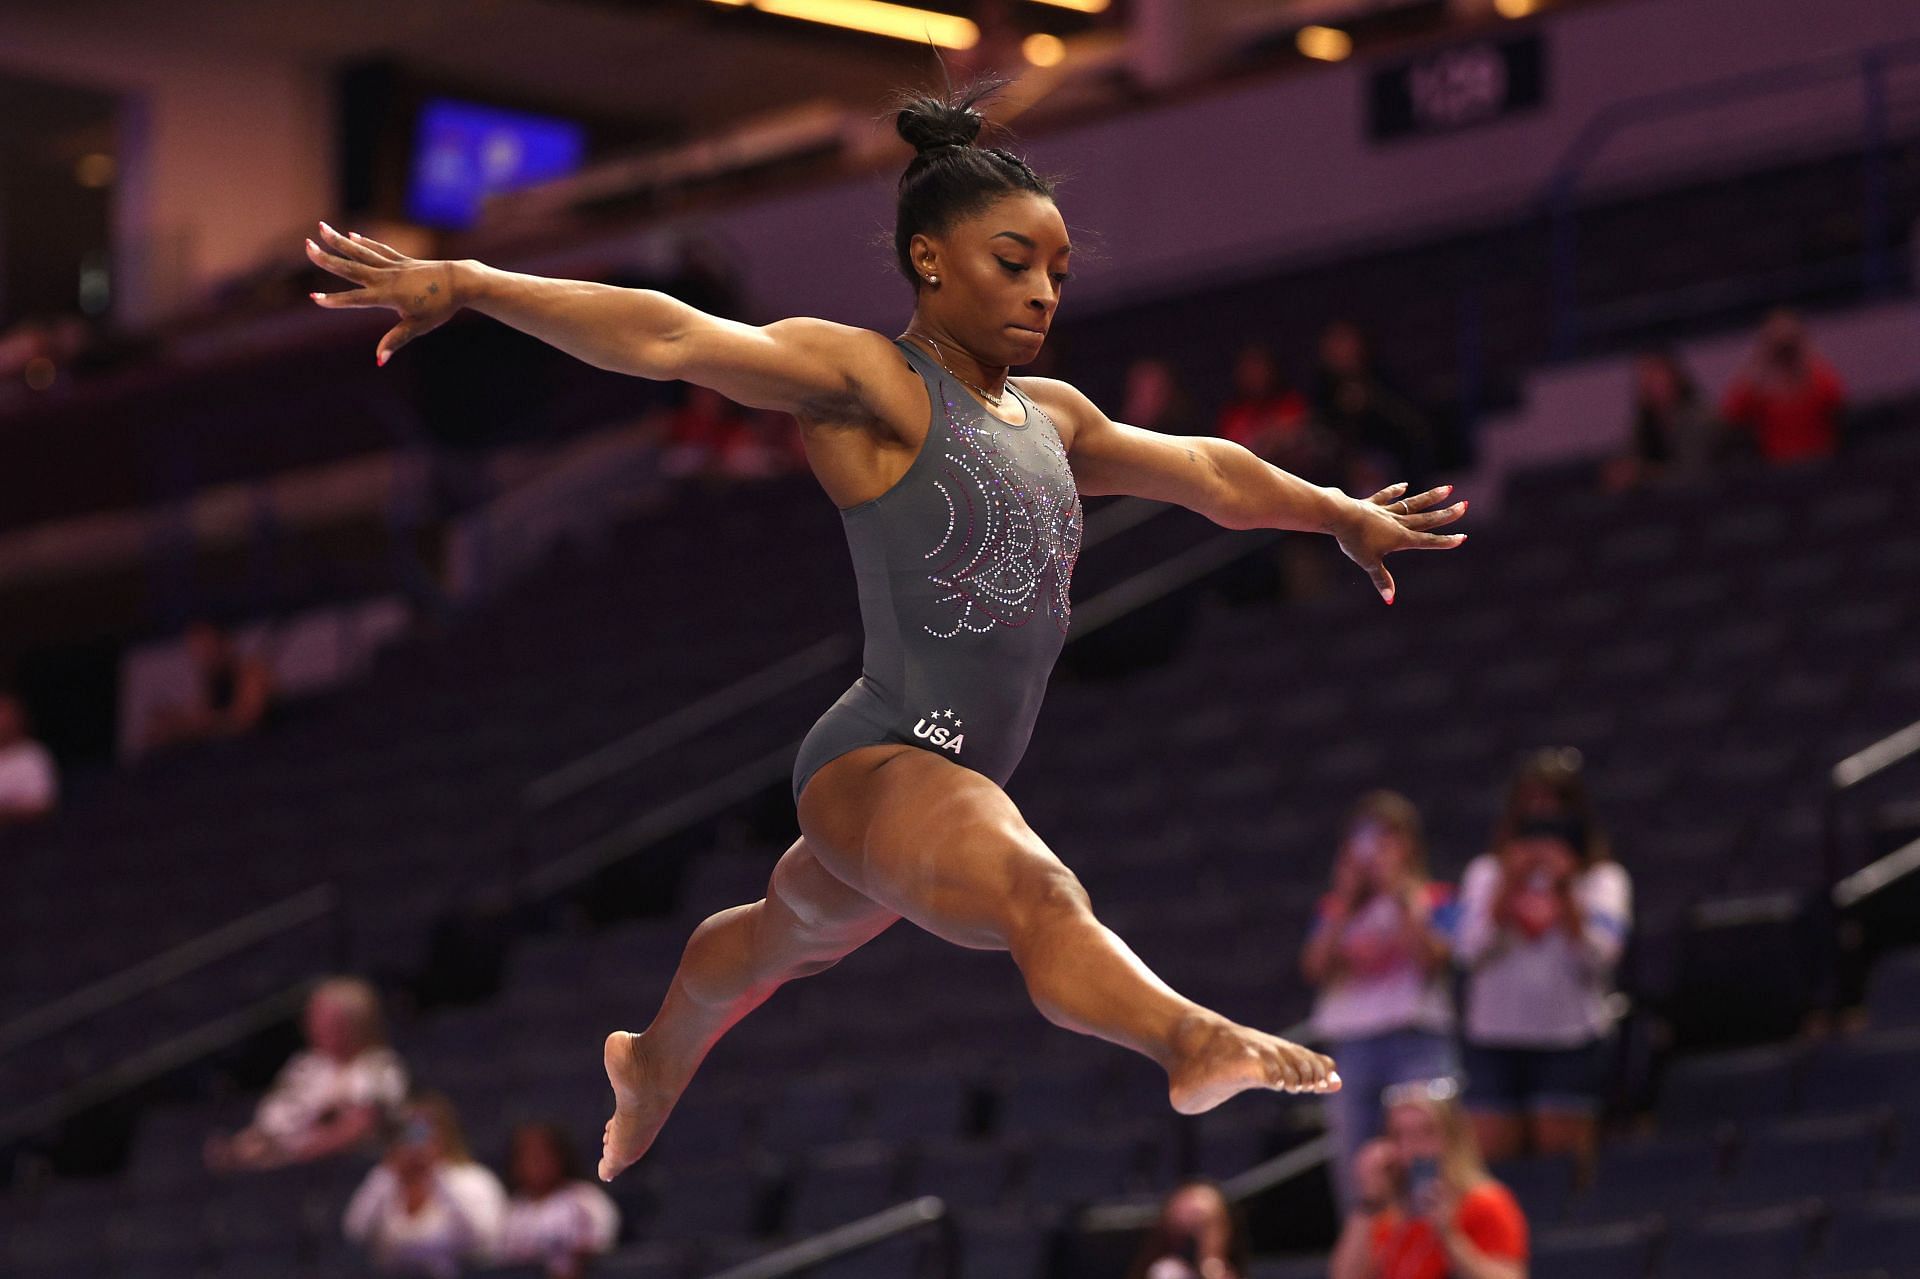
[1186,447,1198,464]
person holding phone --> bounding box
[1301,792,1457,1210]
[343,1093,506,1277]
[1329,1078,1527,1279]
[1454,751,1631,1167]
[1125,1179,1251,1279]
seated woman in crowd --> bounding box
[1454,751,1632,1168]
[344,1092,506,1277]
[1331,1077,1529,1279]
[1125,1177,1251,1279]
[1301,790,1457,1211]
[205,975,408,1171]
[497,1121,622,1278]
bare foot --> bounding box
[1165,1013,1341,1115]
[598,1030,679,1182]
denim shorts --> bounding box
[1462,1037,1608,1115]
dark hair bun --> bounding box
[891,73,1011,157]
[895,95,984,156]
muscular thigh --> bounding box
[769,835,901,944]
[795,745,1083,950]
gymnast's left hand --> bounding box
[304,221,461,366]
[1330,481,1468,605]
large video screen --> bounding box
[405,97,587,229]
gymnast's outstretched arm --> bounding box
[302,221,888,414]
[1025,376,1469,604]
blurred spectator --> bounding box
[0,692,58,827]
[206,976,408,1171]
[1719,308,1846,463]
[1311,321,1431,491]
[146,620,274,750]
[1125,1178,1251,1279]
[1601,349,1725,492]
[658,383,756,480]
[0,314,93,406]
[344,1092,506,1277]
[1121,355,1202,436]
[496,1122,621,1278]
[1215,341,1319,474]
[1302,792,1457,1210]
[1330,1077,1529,1279]
[1454,751,1630,1167]
[715,409,806,480]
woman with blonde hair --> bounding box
[205,975,409,1170]
[344,1091,507,1277]
[1331,1078,1528,1279]
[1301,790,1456,1210]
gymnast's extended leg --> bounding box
[796,746,1340,1113]
[599,836,899,1180]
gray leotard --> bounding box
[791,337,1084,802]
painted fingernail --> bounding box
[376,352,387,367]
[309,292,322,301]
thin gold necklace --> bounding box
[901,331,1009,410]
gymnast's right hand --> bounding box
[305,221,461,366]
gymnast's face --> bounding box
[910,192,1074,365]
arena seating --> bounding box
[5,120,1920,1275]
[7,394,1916,1276]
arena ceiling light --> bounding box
[707,0,981,48]
[1295,24,1353,61]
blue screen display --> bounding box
[406,98,587,229]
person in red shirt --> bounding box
[1215,342,1317,472]
[1719,308,1846,464]
[1330,1078,1528,1279]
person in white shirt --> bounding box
[496,1122,621,1278]
[205,976,408,1170]
[1301,791,1458,1212]
[1454,752,1631,1170]
[0,693,57,827]
[345,1092,506,1278]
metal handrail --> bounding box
[701,1196,955,1279]
[1078,1127,1331,1235]
[0,882,341,1058]
[511,494,1176,894]
[1832,718,1920,792]
[518,494,1168,811]
[0,984,311,1147]
[522,636,854,815]
[1825,715,1920,890]
[514,501,1225,905]
[1546,35,1920,355]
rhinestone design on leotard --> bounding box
[921,386,1083,639]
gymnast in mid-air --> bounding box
[305,75,1468,1182]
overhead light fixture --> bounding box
[1494,0,1545,14]
[708,0,980,49]
[1295,25,1352,62]
[1024,0,1110,12]
[1023,33,1067,67]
